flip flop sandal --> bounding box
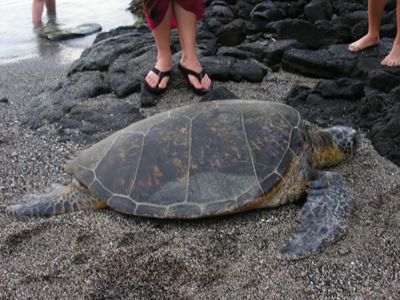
[144,67,172,95]
[179,63,212,95]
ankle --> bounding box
[155,54,172,70]
[366,31,380,41]
[393,35,400,46]
[180,55,201,70]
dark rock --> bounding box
[250,1,286,26]
[202,56,267,82]
[68,29,154,75]
[94,25,148,44]
[239,39,300,67]
[286,84,360,128]
[38,23,102,41]
[200,87,239,102]
[390,85,400,96]
[231,59,268,82]
[140,85,160,107]
[196,31,219,56]
[314,78,364,100]
[331,3,365,16]
[329,22,353,44]
[286,77,368,126]
[207,1,234,19]
[351,20,368,40]
[202,56,235,81]
[282,47,356,78]
[59,100,144,143]
[364,100,400,166]
[334,10,369,28]
[304,0,333,23]
[51,71,111,103]
[381,23,397,39]
[358,93,392,129]
[0,97,9,104]
[234,1,254,19]
[276,19,332,49]
[108,47,155,98]
[217,47,256,60]
[215,19,248,46]
[287,0,307,18]
[368,69,400,93]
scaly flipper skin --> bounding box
[281,171,355,259]
[6,183,107,217]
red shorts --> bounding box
[143,0,204,30]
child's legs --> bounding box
[32,0,56,24]
[393,0,400,45]
[32,0,45,24]
[367,0,386,36]
[145,1,173,88]
[173,1,211,90]
[348,0,386,52]
[381,0,400,66]
[173,2,198,64]
[45,0,56,15]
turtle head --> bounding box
[311,126,358,169]
[325,126,358,158]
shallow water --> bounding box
[0,0,136,64]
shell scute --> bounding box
[130,117,191,206]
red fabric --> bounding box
[143,0,204,30]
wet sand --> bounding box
[0,57,399,299]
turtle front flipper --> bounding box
[7,182,107,217]
[281,171,355,259]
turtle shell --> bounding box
[66,100,306,218]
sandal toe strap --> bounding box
[151,67,171,84]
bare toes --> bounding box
[158,77,169,89]
[348,43,357,52]
[202,76,212,91]
[189,75,202,89]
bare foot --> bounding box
[180,58,212,91]
[145,56,172,89]
[348,33,380,52]
[381,43,400,67]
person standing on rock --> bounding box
[32,0,56,25]
[348,0,400,67]
[143,0,213,95]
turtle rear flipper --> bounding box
[7,183,107,217]
[281,171,355,259]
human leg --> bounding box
[32,0,45,24]
[348,0,386,52]
[32,0,56,24]
[381,0,400,66]
[173,1,212,92]
[45,0,56,16]
[145,1,173,90]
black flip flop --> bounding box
[179,64,212,95]
[144,67,172,95]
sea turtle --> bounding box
[7,100,357,258]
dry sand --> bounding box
[0,56,399,299]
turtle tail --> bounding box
[7,183,107,217]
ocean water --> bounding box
[0,0,136,64]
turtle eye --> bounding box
[325,126,358,157]
[334,127,357,157]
